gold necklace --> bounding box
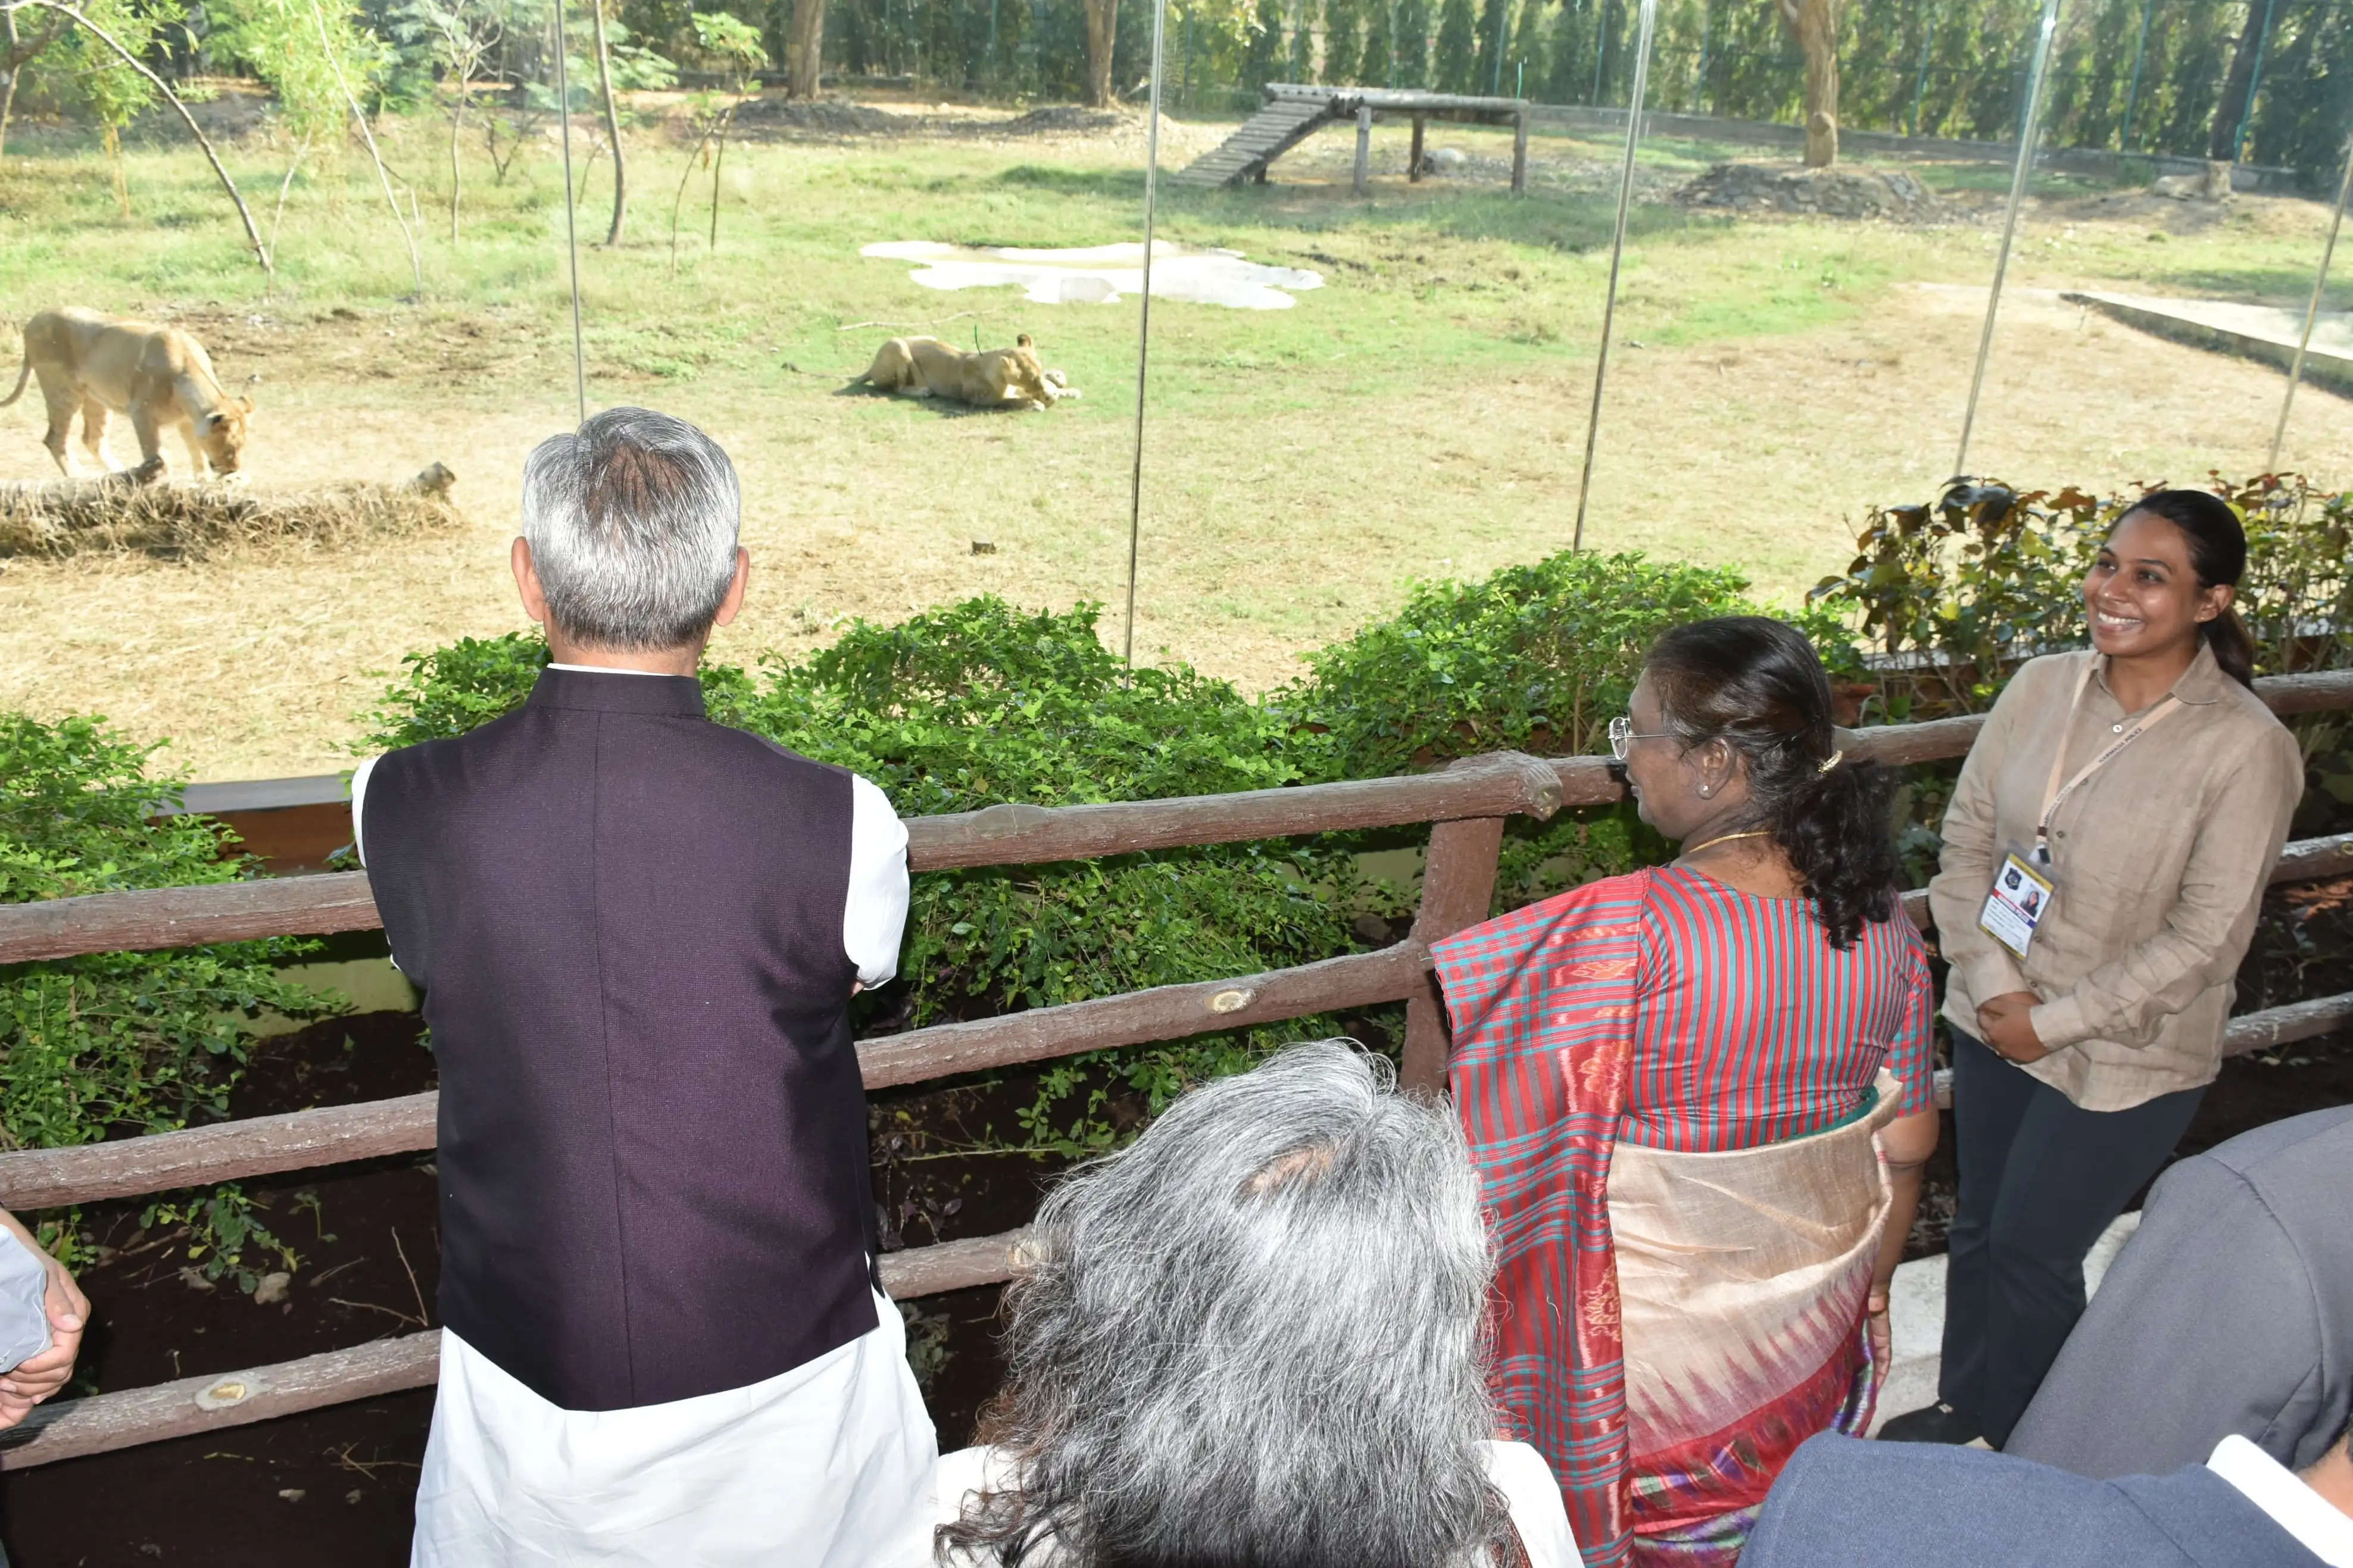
[1681,829,1771,858]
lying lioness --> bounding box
[852,333,1078,411]
[1,307,254,480]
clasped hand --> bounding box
[1977,991,2052,1063]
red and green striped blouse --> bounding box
[1623,865,1937,1152]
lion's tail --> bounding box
[0,343,29,410]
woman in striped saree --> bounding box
[1434,617,1942,1568]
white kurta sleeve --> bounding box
[349,753,380,867]
[844,774,910,989]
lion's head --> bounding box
[198,395,254,476]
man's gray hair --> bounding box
[519,407,741,649]
[940,1040,1512,1567]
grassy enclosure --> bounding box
[2,93,2351,777]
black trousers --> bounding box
[1938,1028,2204,1448]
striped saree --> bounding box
[1434,870,1898,1568]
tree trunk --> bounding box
[1082,0,1116,107]
[788,0,825,98]
[1777,0,1839,167]
[448,101,463,242]
[2206,0,2275,164]
[591,0,626,245]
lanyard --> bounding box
[2036,658,2183,858]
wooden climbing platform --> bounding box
[1173,84,1534,193]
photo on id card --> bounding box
[1980,849,2055,960]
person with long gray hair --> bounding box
[923,1040,1580,1568]
[353,408,935,1566]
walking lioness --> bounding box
[851,333,1077,411]
[1,308,254,479]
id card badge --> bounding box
[1978,849,2056,960]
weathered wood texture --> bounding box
[11,673,2348,967]
[5,827,2346,1212]
[0,1226,1039,1470]
[1401,816,1509,1095]
[1511,110,1530,192]
[32,980,2353,1467]
[0,950,1426,1210]
[0,1094,439,1213]
[1353,105,1372,192]
[0,1330,441,1470]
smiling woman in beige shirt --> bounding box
[1880,491,2304,1454]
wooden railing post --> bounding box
[1400,815,1508,1097]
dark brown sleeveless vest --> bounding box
[362,669,878,1411]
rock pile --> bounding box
[1674,163,1948,223]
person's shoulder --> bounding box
[2000,651,2089,707]
[1749,1436,2153,1568]
[2192,1104,2353,1208]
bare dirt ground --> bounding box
[3,139,2349,779]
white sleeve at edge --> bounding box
[349,754,380,867]
[845,773,910,989]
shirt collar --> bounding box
[2208,1435,2353,1566]
[526,665,706,718]
[2092,638,2227,708]
[546,661,675,677]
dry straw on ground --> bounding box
[0,463,459,561]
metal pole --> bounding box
[1590,0,1607,104]
[1569,0,1657,550]
[1908,7,1935,136]
[553,0,587,423]
[1953,0,2059,479]
[2232,0,2279,164]
[2117,0,2152,151]
[1693,0,1709,113]
[1491,0,1510,95]
[1122,0,1171,667]
[2270,136,2353,472]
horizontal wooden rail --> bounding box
[5,833,2348,1214]
[18,979,2352,1472]
[0,948,1428,1210]
[0,1226,1037,1470]
[8,672,2345,967]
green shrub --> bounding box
[358,558,1862,1150]
[0,714,340,1286]
[1811,474,2353,717]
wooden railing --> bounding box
[3,667,2351,1469]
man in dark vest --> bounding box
[353,408,935,1564]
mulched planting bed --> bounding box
[7,883,2348,1562]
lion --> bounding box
[851,333,1078,411]
[1,307,255,480]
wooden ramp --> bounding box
[1174,85,1534,192]
[1171,93,1347,187]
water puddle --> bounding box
[860,241,1323,310]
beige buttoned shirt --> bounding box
[1928,644,2304,1111]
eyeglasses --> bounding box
[1608,716,1675,761]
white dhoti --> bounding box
[412,1290,937,1567]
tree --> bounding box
[393,0,507,240]
[1082,0,1116,104]
[1774,0,1838,165]
[1322,0,1360,85]
[589,0,625,240]
[785,0,820,96]
[2207,0,2279,163]
[1244,0,1281,86]
[670,8,764,260]
[1433,0,1474,88]
[1394,0,1427,84]
[1544,0,1587,102]
[1473,0,1505,92]
[60,0,163,212]
[1287,0,1314,78]
[1507,0,1541,95]
[0,5,68,161]
[0,0,273,270]
[211,0,371,264]
[1360,0,1391,83]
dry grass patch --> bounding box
[0,465,460,561]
